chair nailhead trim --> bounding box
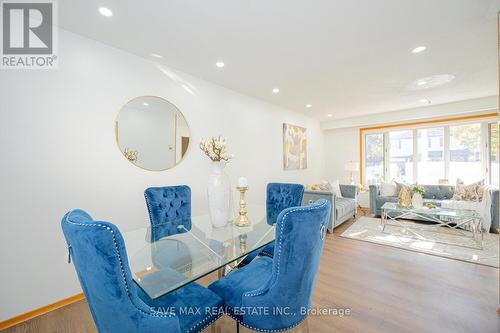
[65,212,174,319]
[187,313,223,332]
[224,307,308,333]
[243,201,328,298]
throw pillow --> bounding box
[331,180,343,198]
[306,181,333,192]
[477,184,486,201]
[380,180,397,196]
[452,179,484,201]
[397,184,412,207]
[395,181,411,196]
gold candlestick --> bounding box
[234,186,251,227]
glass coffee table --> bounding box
[381,202,483,249]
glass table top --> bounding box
[123,205,274,299]
[381,202,480,218]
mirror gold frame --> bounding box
[114,96,191,171]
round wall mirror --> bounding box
[115,96,190,171]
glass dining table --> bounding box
[123,205,274,299]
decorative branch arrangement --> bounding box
[199,136,233,162]
[123,148,138,162]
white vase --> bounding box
[412,192,423,208]
[207,161,231,228]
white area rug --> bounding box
[341,217,499,268]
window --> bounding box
[389,131,413,183]
[364,133,384,185]
[490,123,499,187]
[362,118,498,186]
[418,128,444,184]
[449,124,482,184]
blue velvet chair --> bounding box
[239,183,304,266]
[61,209,223,333]
[145,186,194,271]
[209,199,331,332]
[145,185,191,227]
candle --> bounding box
[238,177,248,188]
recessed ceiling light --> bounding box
[305,104,312,108]
[272,88,280,94]
[417,80,427,86]
[143,102,149,106]
[327,114,333,117]
[420,99,431,105]
[411,46,426,54]
[151,53,163,59]
[215,61,225,68]
[98,7,113,17]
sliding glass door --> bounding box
[389,131,413,183]
[449,124,482,184]
[417,128,445,185]
[362,118,498,186]
[364,133,384,185]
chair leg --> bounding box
[227,313,310,333]
[217,265,232,278]
[217,267,225,279]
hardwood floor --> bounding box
[3,218,499,333]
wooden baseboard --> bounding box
[0,293,84,330]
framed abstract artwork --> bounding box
[283,123,307,170]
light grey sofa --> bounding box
[369,184,499,232]
[302,185,357,232]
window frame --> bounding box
[363,132,385,185]
[360,115,498,185]
[488,122,500,186]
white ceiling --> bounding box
[59,0,500,121]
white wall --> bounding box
[324,127,360,184]
[0,30,326,320]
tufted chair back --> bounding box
[61,209,180,333]
[144,186,191,227]
[266,183,304,225]
[242,199,331,330]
